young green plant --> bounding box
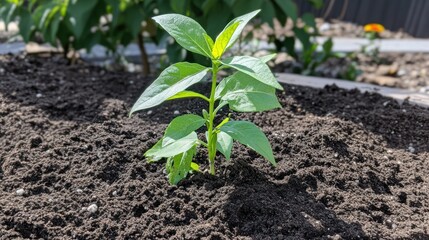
[130,10,283,185]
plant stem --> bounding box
[137,33,150,77]
[207,61,219,175]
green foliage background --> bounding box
[0,0,323,66]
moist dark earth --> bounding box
[0,55,428,239]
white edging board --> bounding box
[277,73,429,108]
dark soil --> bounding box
[0,55,428,239]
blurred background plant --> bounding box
[0,0,158,74]
[361,23,385,63]
[0,0,360,80]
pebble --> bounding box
[334,153,339,158]
[397,69,406,76]
[408,146,415,153]
[129,80,134,84]
[147,110,153,115]
[419,86,429,93]
[87,204,98,213]
[383,101,389,106]
[76,189,83,194]
[36,93,43,98]
[0,68,4,74]
[320,23,331,32]
[112,191,117,196]
[16,188,25,196]
[173,110,180,115]
[385,219,397,229]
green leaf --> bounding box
[67,0,98,38]
[220,121,276,166]
[215,72,281,112]
[130,62,208,114]
[261,0,276,27]
[221,9,260,50]
[221,56,283,90]
[32,2,56,30]
[202,109,209,120]
[202,0,217,15]
[167,146,196,185]
[106,0,120,27]
[204,33,214,50]
[190,162,200,171]
[168,91,209,102]
[284,36,297,59]
[302,13,316,29]
[259,53,277,63]
[163,114,206,145]
[294,27,311,50]
[212,21,239,59]
[323,38,333,54]
[231,0,263,17]
[216,131,233,160]
[205,4,231,37]
[123,7,144,37]
[309,0,324,9]
[18,8,33,42]
[224,0,237,7]
[216,116,230,129]
[153,14,213,58]
[170,0,187,14]
[1,4,17,29]
[145,132,199,158]
[275,0,297,22]
[47,12,61,46]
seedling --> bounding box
[130,10,283,184]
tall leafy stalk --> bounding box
[130,10,283,184]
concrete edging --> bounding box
[276,73,429,108]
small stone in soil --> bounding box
[408,146,415,153]
[397,69,406,76]
[36,93,43,98]
[112,191,117,196]
[76,189,83,194]
[16,188,25,196]
[147,110,153,115]
[87,204,98,213]
[174,110,180,115]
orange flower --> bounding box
[364,23,385,33]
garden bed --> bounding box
[0,55,428,239]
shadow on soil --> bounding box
[197,160,367,239]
